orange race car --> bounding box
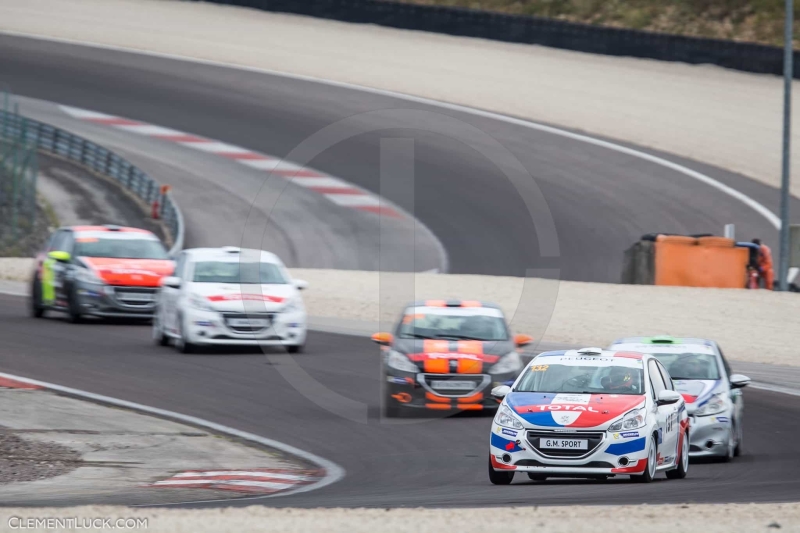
[30,225,174,322]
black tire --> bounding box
[666,430,689,480]
[718,424,736,463]
[488,457,514,485]
[733,420,743,457]
[527,473,548,481]
[152,313,169,346]
[30,276,45,318]
[285,344,304,354]
[631,434,658,483]
[175,315,195,354]
[67,286,82,324]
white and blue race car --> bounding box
[489,347,689,484]
[609,336,750,461]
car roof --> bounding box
[609,336,718,355]
[408,300,502,310]
[534,347,648,368]
[183,247,282,263]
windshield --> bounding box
[650,352,720,380]
[515,363,645,395]
[397,309,508,341]
[74,237,168,259]
[192,261,287,284]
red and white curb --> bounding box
[150,468,322,494]
[59,105,401,218]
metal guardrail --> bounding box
[198,0,800,78]
[0,109,184,256]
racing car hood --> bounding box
[505,392,645,429]
[80,257,174,287]
[393,338,514,374]
[190,283,295,312]
[673,379,721,410]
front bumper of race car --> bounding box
[75,282,158,318]
[384,369,515,411]
[688,413,733,457]
[182,306,307,347]
[489,425,652,476]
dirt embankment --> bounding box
[395,0,800,47]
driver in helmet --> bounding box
[605,366,636,392]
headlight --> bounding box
[76,268,104,284]
[189,293,215,312]
[386,350,418,373]
[494,405,524,430]
[282,296,303,313]
[608,407,646,432]
[695,392,727,417]
[490,351,522,375]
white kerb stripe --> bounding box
[115,124,186,136]
[326,194,380,207]
[153,479,292,490]
[59,105,117,120]
[173,471,311,480]
[180,141,253,154]
[291,177,352,189]
[240,159,301,171]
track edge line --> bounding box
[0,370,346,504]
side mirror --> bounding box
[162,276,181,289]
[48,251,71,263]
[729,374,751,389]
[293,279,309,291]
[514,334,533,348]
[657,390,682,406]
[371,332,394,346]
[491,385,512,399]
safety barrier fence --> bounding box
[0,100,38,250]
[193,0,800,77]
[0,108,184,256]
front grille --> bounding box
[527,429,605,459]
[515,459,614,469]
[690,445,702,452]
[418,373,490,398]
[222,312,274,333]
[111,286,157,307]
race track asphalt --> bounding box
[2,34,798,281]
[1,33,799,507]
[0,293,799,507]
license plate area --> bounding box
[118,292,154,302]
[430,380,475,390]
[227,318,270,328]
[539,438,588,450]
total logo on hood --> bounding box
[81,257,174,287]
[673,380,720,405]
[506,392,645,428]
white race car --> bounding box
[489,347,689,484]
[609,336,750,461]
[152,247,308,353]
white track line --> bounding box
[0,371,345,504]
[0,29,783,232]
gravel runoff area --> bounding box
[0,504,797,533]
[0,430,80,485]
[1,258,796,366]
[2,0,800,198]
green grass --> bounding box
[394,0,799,47]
